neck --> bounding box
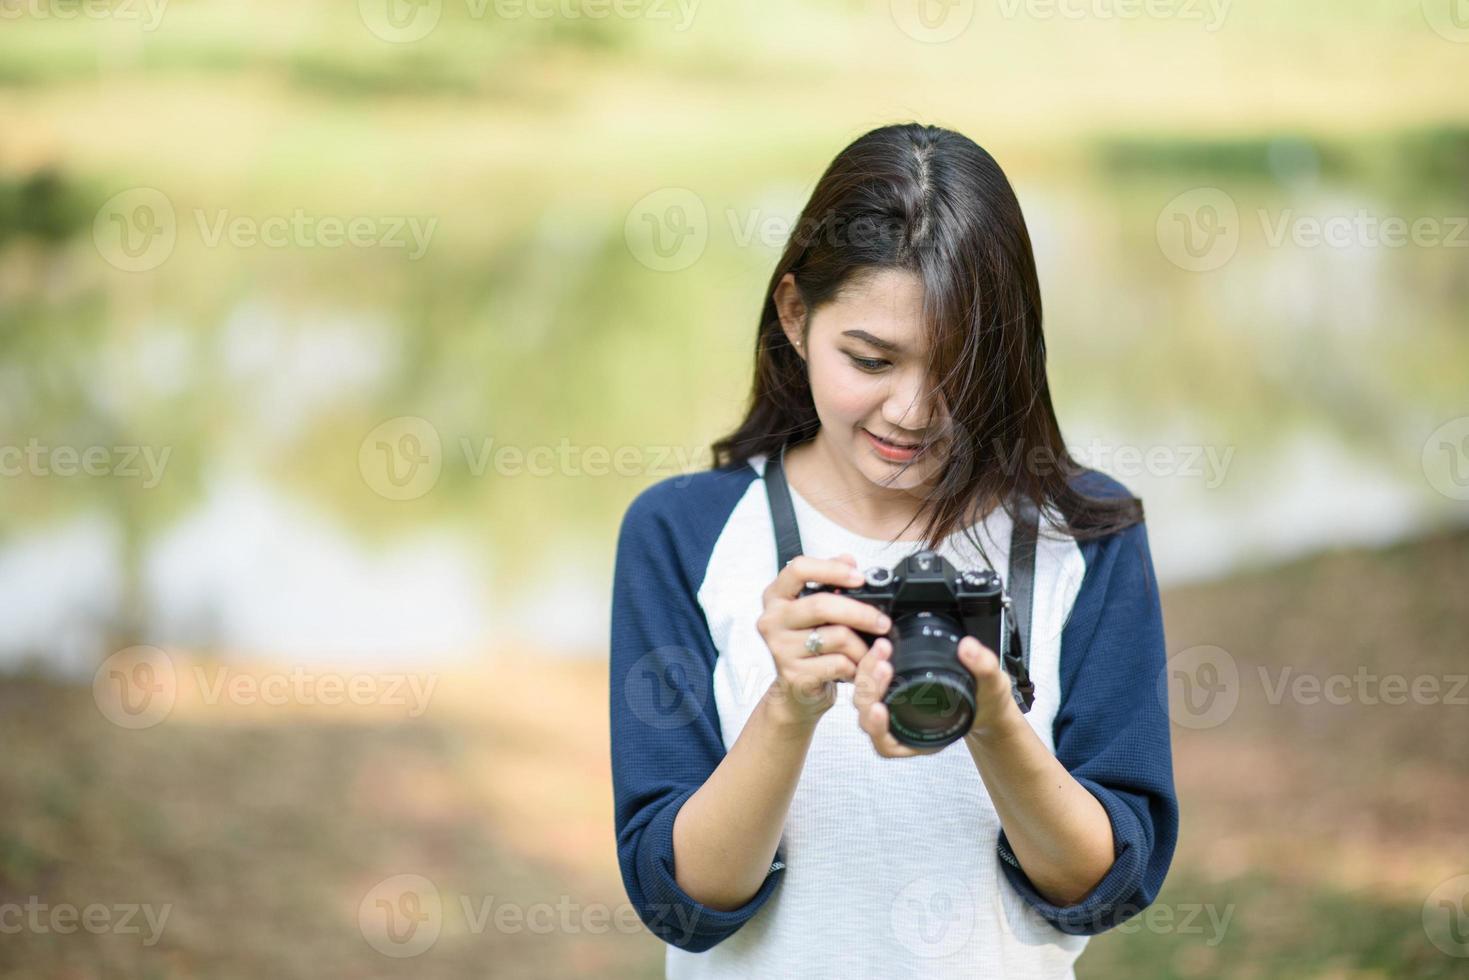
[787,430,940,537]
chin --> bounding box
[875,467,933,492]
[854,450,932,489]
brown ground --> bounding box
[1,526,1466,978]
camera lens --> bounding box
[883,611,975,747]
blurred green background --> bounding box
[1,1,1467,977]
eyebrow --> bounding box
[840,329,903,354]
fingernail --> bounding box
[877,614,892,631]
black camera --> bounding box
[799,550,1014,749]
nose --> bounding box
[880,373,939,440]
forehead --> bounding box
[816,267,927,354]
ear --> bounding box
[773,272,808,360]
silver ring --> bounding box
[805,629,824,654]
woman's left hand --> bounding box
[853,635,1019,757]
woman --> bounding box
[609,122,1178,979]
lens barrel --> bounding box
[883,610,975,747]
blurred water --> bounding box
[0,474,497,679]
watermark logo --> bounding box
[890,0,975,43]
[359,874,443,958]
[623,647,712,732]
[1422,416,1469,501]
[94,187,177,273]
[1157,644,1239,729]
[93,645,178,730]
[358,0,443,42]
[891,874,974,958]
[359,416,444,501]
[1423,874,1469,957]
[1157,187,1239,272]
[625,188,708,272]
[1422,0,1469,43]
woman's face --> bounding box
[777,267,951,495]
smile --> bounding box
[863,429,927,462]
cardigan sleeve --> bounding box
[996,511,1180,935]
[608,482,785,952]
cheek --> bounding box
[811,357,882,423]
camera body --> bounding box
[799,550,1011,749]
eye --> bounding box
[846,353,890,373]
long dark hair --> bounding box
[710,122,1143,554]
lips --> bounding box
[866,429,923,449]
[863,428,928,461]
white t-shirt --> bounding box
[609,451,1179,980]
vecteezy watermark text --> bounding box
[1157,188,1469,272]
[1159,644,1469,729]
[995,436,1235,488]
[0,898,171,947]
[357,0,700,44]
[459,437,713,481]
[357,416,721,500]
[357,875,696,958]
[0,440,170,488]
[93,188,438,272]
[996,0,1230,30]
[0,0,168,29]
[93,646,440,729]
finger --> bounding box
[768,555,867,602]
[855,639,893,709]
[958,636,1007,692]
[787,625,868,670]
[864,700,926,757]
[857,652,893,734]
[853,642,885,713]
[794,652,858,685]
[787,593,891,637]
[781,625,869,678]
[777,655,855,713]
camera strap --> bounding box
[1005,495,1038,713]
[761,443,1038,713]
[764,443,806,572]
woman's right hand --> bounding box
[755,553,894,728]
